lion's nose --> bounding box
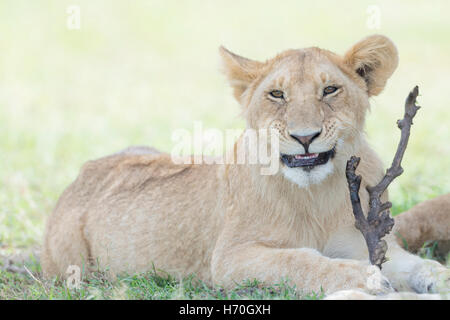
[290,131,321,152]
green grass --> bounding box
[0,257,324,300]
[0,0,449,299]
[0,243,447,300]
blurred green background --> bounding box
[0,0,449,251]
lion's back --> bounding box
[42,147,223,281]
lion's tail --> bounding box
[393,193,450,252]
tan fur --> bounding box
[394,193,450,252]
[42,35,449,295]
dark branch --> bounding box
[345,86,421,268]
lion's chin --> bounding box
[281,161,334,188]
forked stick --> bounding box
[345,86,421,268]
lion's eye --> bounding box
[269,90,285,99]
[323,86,338,95]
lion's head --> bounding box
[220,35,398,187]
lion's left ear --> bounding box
[343,35,398,96]
[219,46,264,102]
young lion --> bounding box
[42,35,449,296]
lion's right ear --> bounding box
[219,46,264,102]
[343,35,398,96]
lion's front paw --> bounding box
[365,265,395,295]
[409,260,450,295]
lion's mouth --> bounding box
[280,147,336,170]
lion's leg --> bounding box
[41,203,91,279]
[323,227,449,294]
[380,194,450,294]
[323,227,450,293]
[211,243,392,295]
[40,237,59,278]
[381,234,449,294]
[42,221,91,279]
